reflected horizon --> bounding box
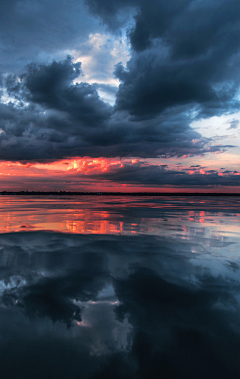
[0,195,240,236]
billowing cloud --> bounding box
[0,57,233,163]
[87,0,240,118]
[0,0,240,189]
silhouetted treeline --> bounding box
[0,191,239,196]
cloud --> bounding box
[87,0,240,119]
[0,0,103,72]
[0,0,239,168]
[6,56,112,129]
[0,57,229,162]
[227,119,239,130]
[83,161,240,188]
[84,0,136,32]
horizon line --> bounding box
[0,191,239,196]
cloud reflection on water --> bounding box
[0,197,240,377]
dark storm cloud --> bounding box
[6,56,112,129]
[114,53,238,120]
[88,162,240,188]
[84,0,136,31]
[0,56,227,161]
[0,0,239,164]
[87,0,240,118]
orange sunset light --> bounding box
[0,157,239,193]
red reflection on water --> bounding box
[0,195,239,235]
[65,213,124,234]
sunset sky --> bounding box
[0,0,240,192]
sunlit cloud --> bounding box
[0,157,239,192]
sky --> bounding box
[0,0,240,192]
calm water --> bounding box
[1,195,240,378]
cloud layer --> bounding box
[0,0,240,188]
[0,56,233,163]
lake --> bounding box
[0,195,240,378]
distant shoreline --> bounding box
[0,191,239,196]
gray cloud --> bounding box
[0,0,239,172]
[87,0,240,118]
[0,0,103,72]
[86,162,240,188]
[227,119,239,130]
[0,57,228,162]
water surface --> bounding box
[0,195,240,378]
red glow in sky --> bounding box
[0,157,239,193]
